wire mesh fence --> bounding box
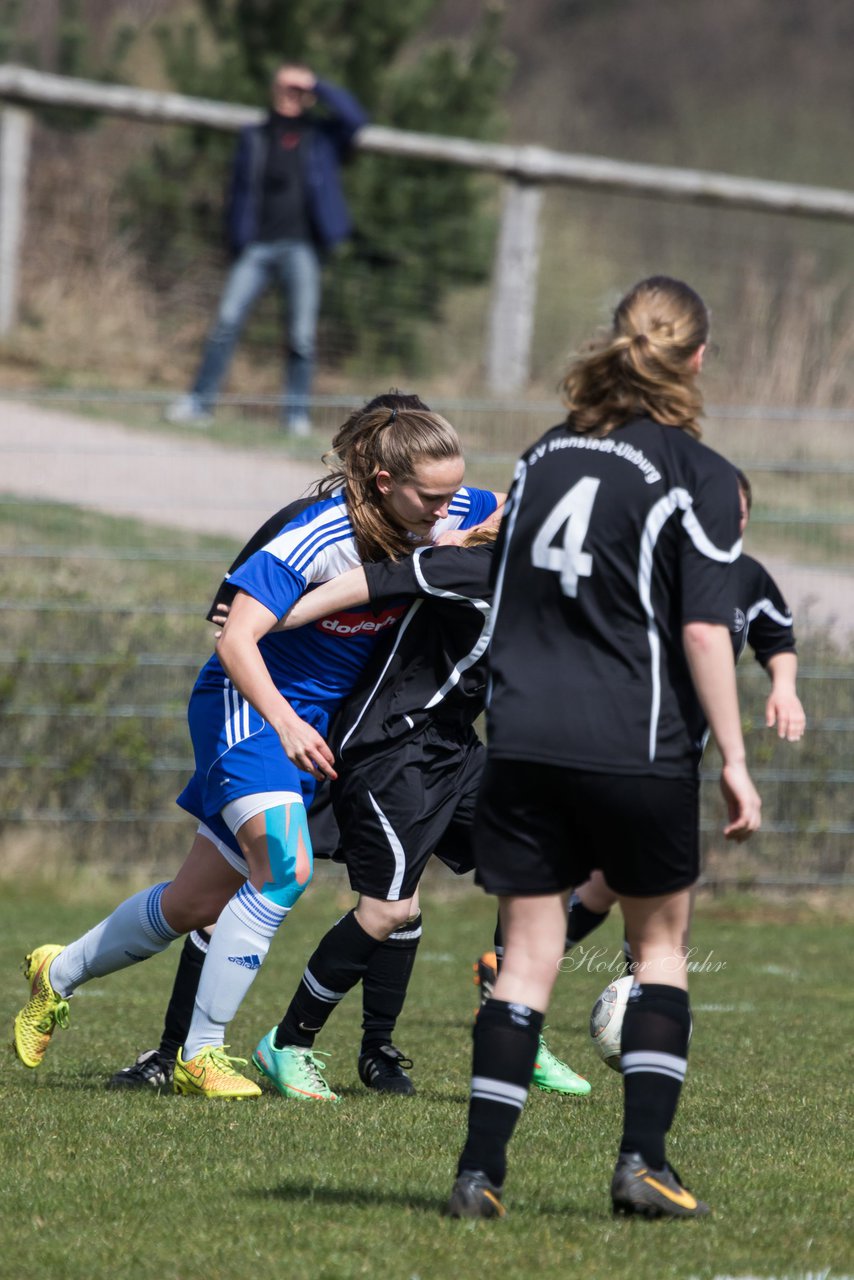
[2,72,854,884]
[0,392,851,886]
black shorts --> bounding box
[331,724,483,900]
[306,781,341,861]
[473,758,699,898]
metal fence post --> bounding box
[0,106,32,336]
[486,177,543,395]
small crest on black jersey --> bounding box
[732,608,746,634]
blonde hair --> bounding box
[560,276,710,439]
[316,406,463,561]
[461,523,499,548]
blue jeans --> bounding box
[192,239,321,425]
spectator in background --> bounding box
[166,64,367,436]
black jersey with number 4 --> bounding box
[487,418,742,777]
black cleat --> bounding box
[357,1043,415,1095]
[443,1170,506,1219]
[472,951,497,1006]
[611,1151,710,1219]
[107,1049,174,1092]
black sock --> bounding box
[620,983,691,1169]
[566,892,610,947]
[159,928,209,1063]
[276,910,380,1049]
[457,998,544,1188]
[361,912,422,1054]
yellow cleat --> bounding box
[13,944,70,1069]
[173,1045,262,1099]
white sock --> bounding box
[49,883,180,997]
[183,881,288,1059]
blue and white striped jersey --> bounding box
[194,485,497,714]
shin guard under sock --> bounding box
[48,883,179,997]
[457,998,543,1187]
[361,912,422,1053]
[620,983,691,1169]
[184,882,287,1059]
[276,909,380,1049]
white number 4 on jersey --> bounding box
[530,476,601,597]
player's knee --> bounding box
[161,880,224,934]
[260,802,314,909]
[356,897,414,938]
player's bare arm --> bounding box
[682,620,761,841]
[273,567,370,631]
[764,651,806,742]
[216,591,336,780]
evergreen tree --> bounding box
[128,0,510,370]
[0,0,134,130]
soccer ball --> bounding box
[589,974,634,1071]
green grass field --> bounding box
[2,876,851,1280]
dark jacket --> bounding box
[226,79,368,254]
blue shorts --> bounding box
[176,679,325,852]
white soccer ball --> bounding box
[589,974,634,1072]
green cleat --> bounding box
[252,1028,339,1101]
[13,944,70,1069]
[533,1034,592,1096]
[173,1046,261,1099]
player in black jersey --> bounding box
[446,276,762,1222]
[565,467,805,950]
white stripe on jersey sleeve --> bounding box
[261,495,362,584]
[681,503,742,563]
[746,597,793,629]
[638,487,741,764]
[411,547,492,709]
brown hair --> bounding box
[560,276,710,439]
[734,467,752,512]
[315,401,462,561]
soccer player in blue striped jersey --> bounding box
[13,401,502,1098]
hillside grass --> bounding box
[1,877,852,1280]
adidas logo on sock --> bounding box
[228,954,262,969]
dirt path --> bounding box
[2,398,853,636]
[0,398,320,540]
